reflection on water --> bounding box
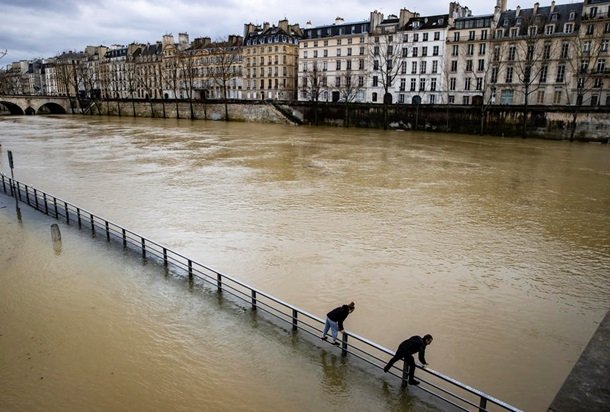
[0,115,609,411]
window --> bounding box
[469,30,475,41]
[594,78,603,88]
[359,59,364,70]
[347,47,352,56]
[506,66,513,83]
[511,28,518,37]
[403,34,409,42]
[401,61,407,74]
[478,59,485,71]
[402,47,409,57]
[602,40,609,52]
[493,45,500,61]
[431,46,438,56]
[324,49,328,57]
[561,43,569,59]
[422,46,428,57]
[449,95,455,103]
[449,77,456,90]
[545,25,554,35]
[387,45,394,56]
[399,94,405,104]
[590,6,598,18]
[529,26,538,37]
[556,64,565,82]
[536,90,545,104]
[479,43,486,55]
[481,29,488,40]
[420,61,427,74]
[410,78,417,91]
[452,45,459,56]
[596,59,606,73]
[434,32,440,41]
[412,61,417,74]
[591,95,599,106]
[413,33,419,42]
[476,77,483,90]
[358,76,364,87]
[491,66,498,83]
[359,46,365,55]
[413,47,419,57]
[543,43,551,59]
[400,78,406,91]
[564,23,574,34]
[432,60,438,73]
[540,65,548,83]
[464,78,471,90]
[431,78,437,91]
[587,24,594,36]
[496,29,504,39]
[419,78,426,91]
[553,90,562,104]
[372,92,377,102]
[429,94,436,104]
[466,59,473,72]
[423,33,429,41]
[467,44,474,56]
[346,60,352,70]
[453,32,460,42]
[463,96,470,105]
[374,46,379,56]
[372,76,378,86]
[451,60,457,72]
[374,60,379,70]
[508,45,516,61]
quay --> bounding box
[548,310,610,412]
[1,173,522,412]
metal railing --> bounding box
[1,173,522,412]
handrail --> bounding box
[1,173,522,412]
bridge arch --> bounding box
[37,102,68,114]
[25,107,36,115]
[0,101,25,115]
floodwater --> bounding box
[0,115,609,411]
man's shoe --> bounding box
[408,379,420,386]
[321,336,327,341]
[383,365,390,373]
[331,341,340,346]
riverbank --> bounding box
[83,98,610,142]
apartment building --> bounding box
[490,1,583,105]
[447,12,495,105]
[298,17,370,102]
[243,20,302,100]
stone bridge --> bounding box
[0,95,72,115]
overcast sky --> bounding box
[0,0,579,64]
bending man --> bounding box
[383,334,433,386]
[320,302,355,345]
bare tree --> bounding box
[337,68,366,127]
[566,27,609,141]
[300,62,327,125]
[0,49,6,60]
[55,61,76,113]
[369,34,403,129]
[208,37,242,121]
[177,49,198,119]
[163,56,181,119]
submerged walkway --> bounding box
[548,310,610,412]
[1,173,522,412]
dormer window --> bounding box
[551,13,559,22]
[516,17,522,26]
[545,24,555,35]
[569,11,576,20]
[503,19,509,27]
[413,21,421,29]
[529,26,538,36]
[590,7,598,18]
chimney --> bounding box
[335,17,344,25]
[162,34,174,46]
[516,6,521,17]
[279,18,289,32]
[263,22,270,31]
[178,32,189,46]
[244,23,257,37]
[399,8,418,27]
[550,1,556,13]
[370,10,383,33]
[533,2,539,15]
[306,20,312,28]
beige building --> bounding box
[243,20,303,100]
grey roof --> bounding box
[403,14,450,31]
[498,2,583,35]
[303,20,370,39]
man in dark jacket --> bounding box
[320,302,355,345]
[383,334,433,385]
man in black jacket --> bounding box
[320,302,355,345]
[383,334,433,385]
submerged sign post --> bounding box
[7,150,21,220]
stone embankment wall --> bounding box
[92,100,295,125]
[88,99,610,142]
[288,102,610,142]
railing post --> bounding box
[16,182,22,201]
[65,202,69,224]
[478,397,488,412]
[188,260,193,280]
[43,192,48,214]
[53,197,58,218]
[163,248,168,266]
[341,333,348,356]
[141,238,146,258]
[292,309,298,331]
[77,208,81,228]
[401,361,409,388]
[1,175,5,193]
[90,214,95,235]
[105,221,110,241]
[122,229,126,248]
[34,189,39,210]
[217,273,222,292]
[251,290,257,310]
[25,185,30,205]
